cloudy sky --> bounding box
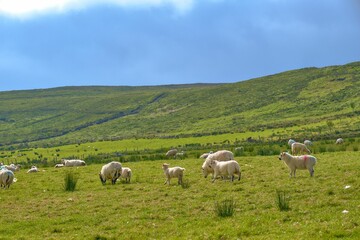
[1,0,359,91]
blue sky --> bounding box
[1,0,359,91]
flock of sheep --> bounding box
[0,138,345,189]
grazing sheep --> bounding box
[99,161,122,185]
[0,169,15,189]
[61,159,86,167]
[165,149,178,158]
[278,152,317,177]
[27,166,38,173]
[120,167,132,183]
[199,151,213,159]
[54,164,64,168]
[288,139,296,147]
[162,163,185,185]
[206,150,234,161]
[291,142,311,155]
[4,164,21,172]
[208,160,241,183]
[202,150,234,178]
[336,138,344,144]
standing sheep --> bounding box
[208,160,241,183]
[120,167,132,183]
[99,161,122,185]
[278,152,317,177]
[162,163,185,185]
[0,169,15,189]
[165,149,178,159]
[202,150,234,178]
[291,142,311,155]
[336,138,344,144]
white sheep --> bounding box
[27,166,39,173]
[208,160,241,183]
[336,138,344,144]
[199,151,213,159]
[120,167,132,183]
[4,164,21,172]
[165,149,178,158]
[206,150,234,161]
[278,152,317,177]
[291,142,311,155]
[202,150,234,178]
[162,163,185,185]
[0,169,15,189]
[61,159,86,167]
[99,161,122,185]
[54,164,64,168]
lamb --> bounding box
[165,149,178,158]
[120,167,132,183]
[208,160,241,183]
[336,138,344,144]
[54,164,64,168]
[202,150,234,178]
[291,142,311,155]
[162,163,185,185]
[278,152,317,177]
[0,169,15,189]
[27,166,39,173]
[61,159,86,167]
[99,161,122,185]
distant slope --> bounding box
[1,62,360,146]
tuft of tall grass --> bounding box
[181,179,191,189]
[214,199,237,217]
[64,171,79,192]
[276,190,290,211]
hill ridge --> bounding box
[0,61,359,147]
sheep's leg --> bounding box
[212,173,217,183]
[230,175,234,182]
[178,176,182,185]
[309,168,314,177]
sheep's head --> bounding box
[278,152,286,160]
[162,163,169,170]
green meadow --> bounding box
[1,151,359,240]
[1,62,360,239]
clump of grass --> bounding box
[215,199,236,217]
[276,190,290,211]
[181,179,191,189]
[64,171,79,192]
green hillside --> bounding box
[1,61,360,147]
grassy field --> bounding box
[1,151,359,239]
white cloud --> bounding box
[0,0,194,18]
